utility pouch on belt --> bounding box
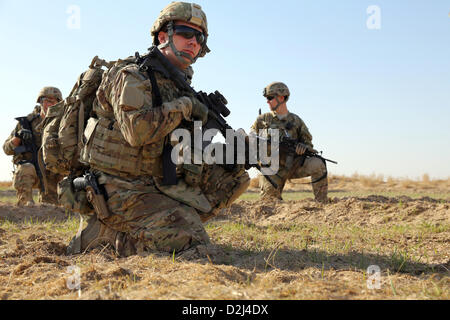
[73,172,111,221]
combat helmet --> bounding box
[36,87,63,103]
[151,2,210,63]
[263,82,290,102]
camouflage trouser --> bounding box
[12,163,61,206]
[103,188,211,254]
[198,164,250,222]
[13,163,37,206]
[85,164,250,256]
[260,156,328,203]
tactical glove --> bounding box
[296,143,308,156]
[190,97,209,125]
[16,129,33,142]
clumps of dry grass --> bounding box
[1,195,449,300]
[400,179,414,189]
[248,173,450,195]
[351,173,385,188]
[336,173,450,192]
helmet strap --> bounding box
[158,21,200,66]
[272,97,284,113]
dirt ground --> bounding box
[0,175,448,300]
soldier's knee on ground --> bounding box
[153,229,205,253]
[178,243,228,262]
[128,204,211,255]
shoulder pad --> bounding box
[120,64,148,81]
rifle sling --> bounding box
[145,66,163,108]
[144,61,177,186]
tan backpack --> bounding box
[41,56,113,176]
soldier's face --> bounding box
[158,21,203,69]
[41,97,58,115]
[267,95,285,111]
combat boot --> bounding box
[312,179,329,204]
[67,215,137,257]
[16,188,34,207]
[67,215,119,255]
[259,175,283,201]
[114,232,137,257]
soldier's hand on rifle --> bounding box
[296,143,308,156]
[190,97,209,125]
[15,129,33,142]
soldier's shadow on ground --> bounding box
[210,246,449,278]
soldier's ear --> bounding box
[158,31,169,45]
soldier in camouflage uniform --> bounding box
[68,2,250,257]
[3,87,64,206]
[251,82,328,203]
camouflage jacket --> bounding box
[250,112,314,149]
[81,53,196,180]
[3,106,43,165]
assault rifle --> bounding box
[136,46,279,189]
[278,136,338,165]
[14,116,45,193]
[274,136,337,188]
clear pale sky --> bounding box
[0,0,449,181]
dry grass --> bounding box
[0,182,12,189]
[0,175,449,300]
[250,173,450,191]
[284,174,450,194]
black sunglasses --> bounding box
[266,96,275,101]
[173,25,205,45]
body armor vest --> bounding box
[80,59,187,180]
